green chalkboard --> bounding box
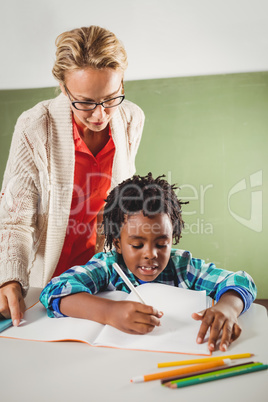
[0,72,267,297]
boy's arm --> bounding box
[179,251,257,312]
[173,250,257,351]
[39,257,162,334]
[192,290,244,352]
[39,259,111,317]
[59,292,162,334]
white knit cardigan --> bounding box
[0,93,144,293]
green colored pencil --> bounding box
[167,363,268,389]
[169,362,263,384]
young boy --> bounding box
[40,173,256,352]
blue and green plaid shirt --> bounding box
[40,249,257,318]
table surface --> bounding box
[0,288,267,402]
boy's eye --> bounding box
[131,244,143,249]
[156,243,168,249]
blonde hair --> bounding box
[52,26,128,84]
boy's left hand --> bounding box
[191,290,243,352]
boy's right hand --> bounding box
[0,281,25,326]
[107,301,163,334]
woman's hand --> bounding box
[107,301,163,334]
[0,281,26,326]
[192,290,244,352]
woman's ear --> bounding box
[59,82,66,95]
[113,238,122,254]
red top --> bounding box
[53,118,115,277]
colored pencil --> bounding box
[166,363,268,388]
[166,362,263,387]
[0,318,13,333]
[169,362,264,384]
[112,263,146,304]
[161,361,255,384]
[157,352,253,368]
[130,358,231,383]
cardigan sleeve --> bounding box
[128,104,145,176]
[127,104,145,173]
[0,109,49,294]
[119,100,145,177]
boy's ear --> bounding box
[113,238,122,254]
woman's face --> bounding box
[61,67,123,133]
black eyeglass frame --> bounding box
[64,84,125,111]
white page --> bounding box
[94,283,210,355]
[1,284,210,355]
[0,291,128,344]
[1,302,104,344]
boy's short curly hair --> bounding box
[103,172,188,251]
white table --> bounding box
[0,288,267,402]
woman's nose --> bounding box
[92,104,106,118]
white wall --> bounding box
[1,0,268,89]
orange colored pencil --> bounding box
[130,358,231,383]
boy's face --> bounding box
[114,212,173,282]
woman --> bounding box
[0,26,145,325]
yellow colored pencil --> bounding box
[157,353,253,368]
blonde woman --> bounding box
[0,26,145,325]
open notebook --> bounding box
[0,283,212,355]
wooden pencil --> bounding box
[161,361,254,385]
[158,353,253,368]
[165,363,267,389]
[131,358,231,383]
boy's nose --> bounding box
[144,246,157,260]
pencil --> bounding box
[0,318,13,333]
[157,352,253,368]
[130,358,231,383]
[166,363,268,388]
[112,263,146,304]
[167,362,263,386]
[161,361,255,384]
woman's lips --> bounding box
[91,121,104,126]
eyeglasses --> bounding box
[64,84,125,111]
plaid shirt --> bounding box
[40,249,257,318]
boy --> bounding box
[40,173,256,352]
